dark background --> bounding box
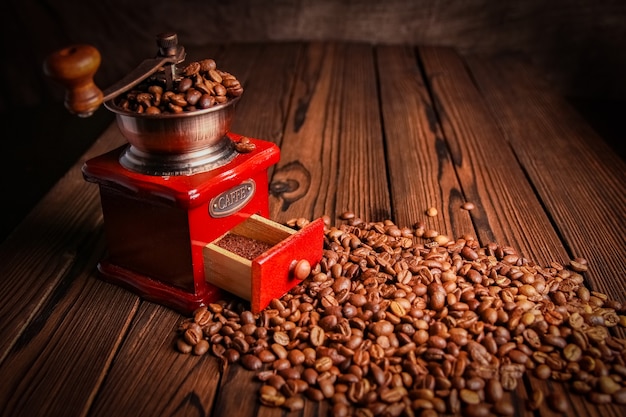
[1,0,624,241]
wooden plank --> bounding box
[0,115,142,417]
[87,303,227,417]
[0,120,123,359]
[0,235,139,417]
[375,44,475,235]
[421,47,585,417]
[0,121,127,364]
[419,47,624,417]
[418,46,571,266]
[269,42,390,224]
[223,42,303,148]
[464,54,626,302]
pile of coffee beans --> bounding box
[175,213,626,416]
[114,59,243,114]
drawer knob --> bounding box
[292,259,311,280]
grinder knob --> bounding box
[44,44,103,117]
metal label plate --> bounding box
[209,179,256,218]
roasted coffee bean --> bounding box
[272,358,291,371]
[319,376,336,398]
[271,343,288,360]
[597,375,621,394]
[492,401,515,416]
[534,363,552,380]
[305,387,325,402]
[183,61,201,76]
[547,392,569,413]
[198,59,216,72]
[193,306,212,326]
[331,402,350,417]
[176,338,193,354]
[223,348,240,363]
[241,354,262,371]
[485,378,503,403]
[282,395,304,411]
[257,349,276,363]
[281,379,300,397]
[310,325,326,346]
[463,403,490,417]
[614,388,626,405]
[177,77,193,92]
[589,392,612,404]
[193,339,209,355]
[459,389,481,405]
[287,349,305,366]
[183,327,202,346]
[528,390,544,411]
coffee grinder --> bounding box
[44,33,324,314]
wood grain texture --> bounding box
[88,303,223,417]
[465,54,626,303]
[269,42,391,224]
[0,123,135,417]
[376,45,475,234]
[0,122,126,362]
[0,246,139,417]
[419,46,571,265]
[0,280,137,416]
[222,43,303,147]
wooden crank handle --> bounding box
[43,44,103,117]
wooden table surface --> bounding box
[1,43,625,417]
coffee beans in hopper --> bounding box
[114,59,243,114]
[175,213,626,416]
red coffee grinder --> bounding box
[44,33,324,314]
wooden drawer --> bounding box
[204,214,324,312]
